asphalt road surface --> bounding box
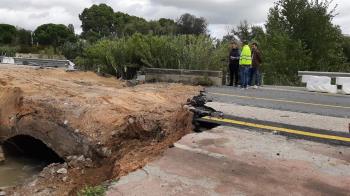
[206,86,350,118]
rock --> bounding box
[67,155,77,161]
[56,168,68,174]
[77,155,85,162]
[102,147,112,157]
[34,187,55,196]
[62,176,68,182]
[128,117,135,124]
[85,158,93,167]
[29,179,38,187]
[0,191,6,196]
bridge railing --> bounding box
[13,57,70,68]
[1,57,76,70]
[298,71,350,78]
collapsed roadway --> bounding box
[0,64,201,195]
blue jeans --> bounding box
[240,66,250,88]
[249,67,261,86]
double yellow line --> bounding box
[203,116,350,142]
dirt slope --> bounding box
[0,64,200,195]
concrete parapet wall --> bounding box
[144,68,223,86]
[13,58,69,68]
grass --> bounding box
[78,185,106,196]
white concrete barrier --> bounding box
[336,77,350,94]
[302,75,312,83]
[302,76,337,94]
[1,57,15,64]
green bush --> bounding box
[0,46,17,56]
[78,185,106,196]
[76,34,228,80]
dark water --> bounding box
[0,156,46,188]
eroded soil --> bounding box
[0,64,200,195]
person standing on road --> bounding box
[239,41,252,89]
[250,42,263,88]
[228,41,240,87]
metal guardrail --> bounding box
[298,71,350,78]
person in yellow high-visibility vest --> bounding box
[239,40,252,89]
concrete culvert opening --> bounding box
[3,135,64,164]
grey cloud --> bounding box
[0,0,89,13]
[149,0,275,24]
[0,0,349,38]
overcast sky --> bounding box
[0,0,349,38]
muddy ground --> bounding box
[0,64,200,195]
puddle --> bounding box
[0,156,46,188]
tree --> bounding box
[260,32,312,85]
[267,0,344,71]
[61,40,86,60]
[149,18,178,35]
[342,35,350,63]
[232,20,252,42]
[33,24,76,48]
[0,24,17,44]
[79,4,116,41]
[17,28,32,46]
[68,24,75,34]
[177,13,208,35]
[122,16,150,36]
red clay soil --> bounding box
[0,64,201,195]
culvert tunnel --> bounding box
[2,135,64,164]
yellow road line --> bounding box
[208,92,350,109]
[203,116,350,142]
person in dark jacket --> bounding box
[228,41,240,87]
[249,42,262,88]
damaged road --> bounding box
[0,64,201,195]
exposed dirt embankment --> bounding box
[0,65,201,195]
